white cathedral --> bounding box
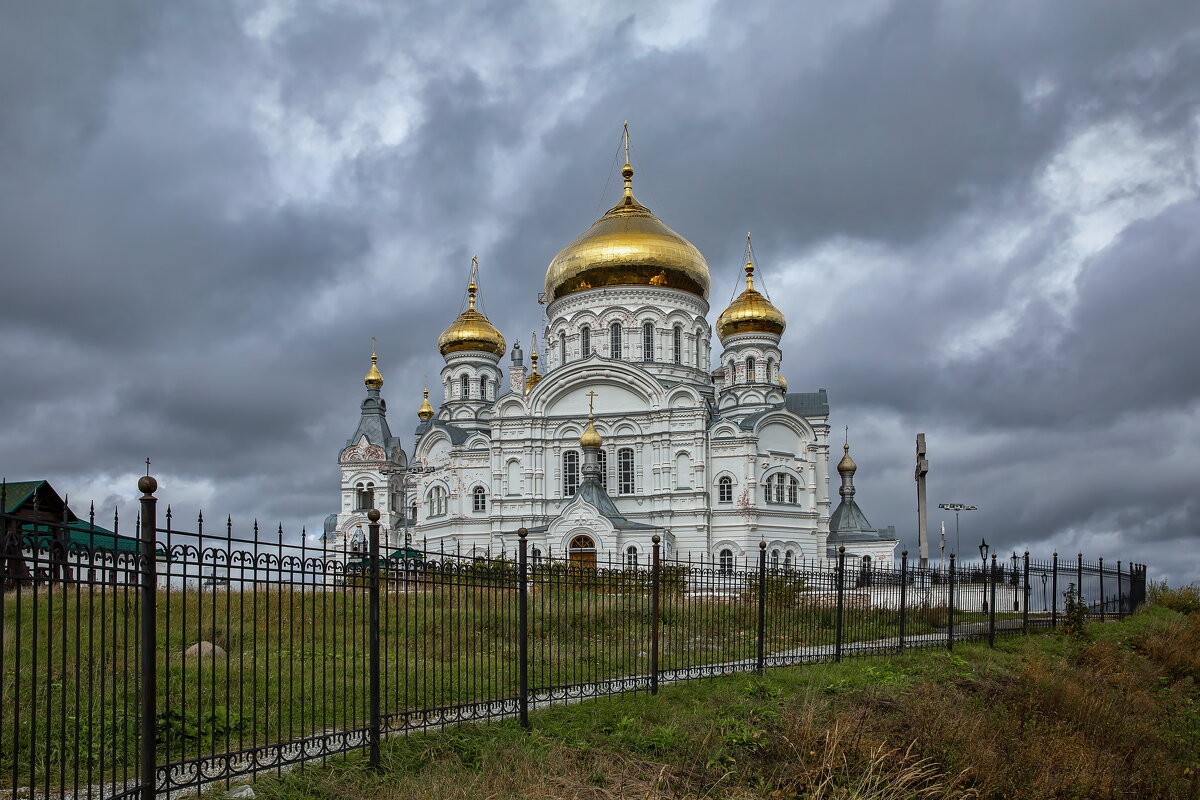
[325,146,898,569]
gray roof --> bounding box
[828,497,881,543]
[323,513,338,537]
[785,389,829,417]
[574,476,658,531]
[413,420,476,445]
[346,388,405,457]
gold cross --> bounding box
[371,336,376,357]
[623,121,629,164]
[586,390,598,417]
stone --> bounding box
[224,785,255,799]
[184,641,227,659]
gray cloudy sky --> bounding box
[3,1,1198,583]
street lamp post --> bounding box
[938,504,978,563]
[978,538,989,612]
[1041,572,1049,612]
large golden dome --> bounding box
[716,262,785,341]
[437,268,506,357]
[543,161,710,303]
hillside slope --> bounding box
[253,607,1200,800]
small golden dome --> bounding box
[579,419,602,448]
[364,351,384,390]
[837,443,857,475]
[716,261,786,341]
[437,266,506,357]
[778,374,788,391]
[417,387,434,420]
[543,157,710,303]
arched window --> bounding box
[559,331,567,365]
[356,482,375,511]
[719,548,734,574]
[696,334,702,369]
[409,502,417,521]
[771,549,780,568]
[766,357,775,384]
[784,551,793,567]
[626,546,638,569]
[460,374,470,399]
[472,486,487,513]
[597,449,608,490]
[618,447,635,494]
[746,356,756,382]
[531,547,542,564]
[787,476,799,504]
[718,476,733,504]
[580,326,591,356]
[642,322,654,361]
[506,459,520,495]
[427,486,447,517]
[563,450,580,496]
[610,322,622,360]
[728,360,737,383]
[672,325,682,364]
[774,475,786,504]
[763,475,773,503]
[479,376,488,399]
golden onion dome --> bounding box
[364,351,384,390]
[417,387,434,421]
[837,443,857,475]
[437,270,506,358]
[716,262,786,341]
[543,159,710,303]
[778,374,788,391]
[579,419,602,448]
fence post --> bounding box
[988,554,997,648]
[755,541,767,675]
[1098,557,1105,621]
[137,474,158,800]
[518,528,529,728]
[1022,552,1029,634]
[1051,552,1058,629]
[834,546,845,663]
[1116,561,1124,619]
[1077,553,1084,615]
[947,553,956,651]
[898,551,908,651]
[367,509,381,768]
[650,534,661,695]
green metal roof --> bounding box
[20,521,145,554]
[2,481,45,514]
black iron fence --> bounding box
[0,478,1149,799]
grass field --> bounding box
[1,575,1009,791]
[247,604,1200,800]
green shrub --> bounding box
[1147,580,1200,615]
[1062,582,1088,638]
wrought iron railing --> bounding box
[0,477,1149,799]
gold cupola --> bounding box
[579,389,602,448]
[543,123,711,304]
[716,250,786,341]
[837,442,857,476]
[364,340,384,389]
[417,387,434,420]
[437,257,506,358]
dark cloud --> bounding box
[2,0,1198,583]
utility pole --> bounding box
[915,433,930,568]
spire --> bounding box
[417,386,434,421]
[744,232,756,291]
[364,337,384,390]
[620,120,635,203]
[525,330,543,392]
[468,255,479,310]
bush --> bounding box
[1147,580,1200,615]
[1062,582,1088,638]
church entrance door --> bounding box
[568,534,597,569]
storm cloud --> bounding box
[2,0,1198,582]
